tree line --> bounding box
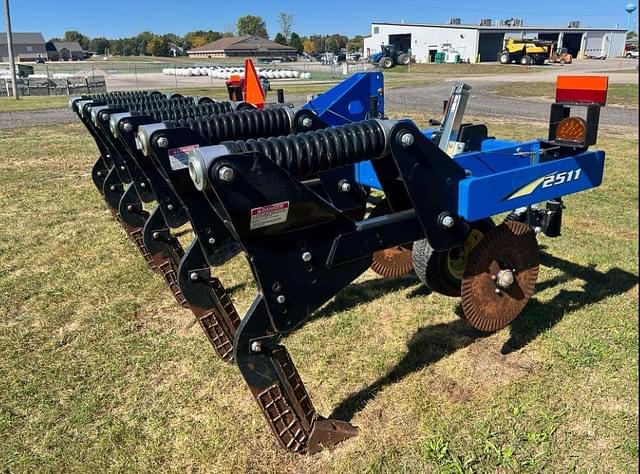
[50,14,365,57]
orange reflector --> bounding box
[555,116,587,144]
[243,58,266,109]
[556,75,608,105]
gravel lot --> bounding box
[2,83,636,131]
[385,81,638,128]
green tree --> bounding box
[89,37,110,55]
[289,32,303,53]
[184,30,223,49]
[278,12,294,41]
[347,35,365,53]
[63,30,90,50]
[237,15,268,38]
[146,36,169,56]
[273,33,287,45]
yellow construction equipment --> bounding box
[498,38,551,65]
[549,46,573,64]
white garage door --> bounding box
[584,32,605,58]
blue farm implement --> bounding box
[71,68,607,454]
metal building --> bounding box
[364,21,627,63]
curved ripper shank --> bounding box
[194,120,469,452]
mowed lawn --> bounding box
[0,117,637,473]
[492,82,639,108]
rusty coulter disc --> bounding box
[369,199,414,278]
[461,221,539,332]
[371,245,414,278]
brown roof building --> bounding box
[46,41,86,61]
[188,35,297,58]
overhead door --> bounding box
[584,32,605,58]
[478,33,505,62]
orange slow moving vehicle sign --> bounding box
[555,75,609,106]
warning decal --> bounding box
[168,144,200,170]
[250,201,290,230]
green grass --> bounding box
[389,63,538,75]
[0,95,70,112]
[0,115,637,472]
[492,82,639,107]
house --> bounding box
[188,35,297,59]
[364,20,627,63]
[0,32,47,62]
[46,41,86,61]
[168,42,185,57]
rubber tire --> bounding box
[412,219,495,297]
[380,57,394,68]
[499,52,510,64]
[397,53,410,65]
[520,55,531,65]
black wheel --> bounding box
[520,55,531,65]
[499,52,510,64]
[412,219,495,297]
[380,56,394,68]
[397,53,410,65]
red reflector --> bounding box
[556,75,608,105]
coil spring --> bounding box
[168,108,291,145]
[223,119,386,179]
[150,101,235,121]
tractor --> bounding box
[370,44,411,68]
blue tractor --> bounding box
[370,44,411,68]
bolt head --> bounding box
[156,136,169,148]
[217,166,235,183]
[301,252,312,262]
[120,165,126,171]
[441,215,455,228]
[250,341,262,353]
[140,182,146,188]
[276,295,286,304]
[340,181,352,193]
[152,231,160,240]
[190,272,199,282]
[495,288,501,294]
[496,269,515,289]
[109,185,116,191]
[122,122,133,133]
[400,132,415,148]
[96,171,102,177]
[208,237,216,245]
[302,117,313,128]
[127,205,134,212]
[167,204,174,211]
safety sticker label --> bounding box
[168,144,199,170]
[250,201,290,230]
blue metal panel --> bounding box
[304,72,384,125]
[458,150,605,221]
[453,140,541,177]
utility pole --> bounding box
[3,0,19,99]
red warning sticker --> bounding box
[250,201,290,230]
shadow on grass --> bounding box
[330,252,637,422]
[302,273,424,325]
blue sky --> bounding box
[6,0,637,39]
